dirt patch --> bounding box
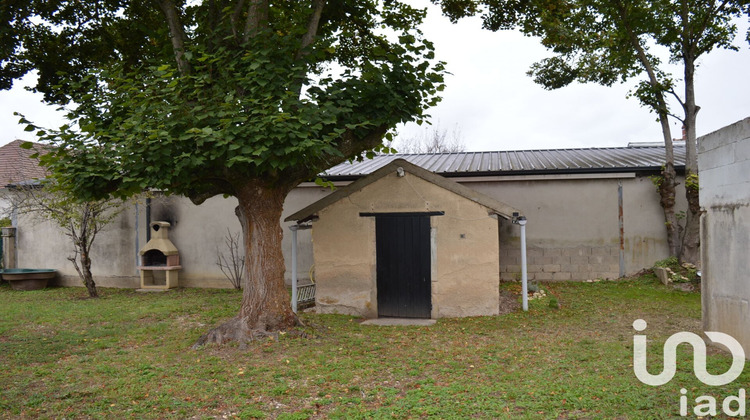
[174,314,206,331]
[672,282,697,292]
[498,289,521,314]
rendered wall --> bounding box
[311,170,500,318]
[148,188,330,287]
[8,171,683,289]
[699,117,750,356]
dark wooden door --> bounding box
[375,215,431,318]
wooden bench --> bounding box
[296,283,316,308]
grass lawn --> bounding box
[1,274,746,419]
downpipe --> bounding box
[512,213,528,311]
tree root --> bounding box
[192,315,303,349]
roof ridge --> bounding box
[323,145,686,178]
[389,144,684,156]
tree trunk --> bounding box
[80,251,98,298]
[194,181,298,346]
[656,111,680,258]
[69,247,99,298]
[679,48,700,265]
[680,181,700,264]
[158,0,192,75]
[659,159,680,257]
[615,7,680,258]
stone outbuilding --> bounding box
[285,159,523,319]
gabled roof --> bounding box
[286,159,523,223]
[322,145,685,179]
[0,140,48,188]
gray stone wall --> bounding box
[699,116,750,357]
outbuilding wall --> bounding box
[699,117,750,356]
[311,170,500,318]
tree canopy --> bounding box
[2,0,446,342]
[4,1,444,203]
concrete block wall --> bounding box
[500,245,620,282]
[473,174,681,282]
[699,116,750,358]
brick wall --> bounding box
[500,245,620,282]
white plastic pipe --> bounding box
[519,218,528,311]
[290,225,299,313]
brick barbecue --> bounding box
[138,221,181,290]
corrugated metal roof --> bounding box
[323,145,686,178]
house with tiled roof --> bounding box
[0,140,47,188]
[0,140,48,222]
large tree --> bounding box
[2,1,444,344]
[437,0,748,263]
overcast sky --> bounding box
[1,1,749,152]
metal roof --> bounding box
[287,159,523,222]
[323,145,686,179]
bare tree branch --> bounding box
[243,0,269,43]
[230,0,247,39]
[394,122,466,154]
[667,87,686,110]
[157,0,192,75]
[666,111,685,123]
[296,0,326,59]
[216,228,244,289]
